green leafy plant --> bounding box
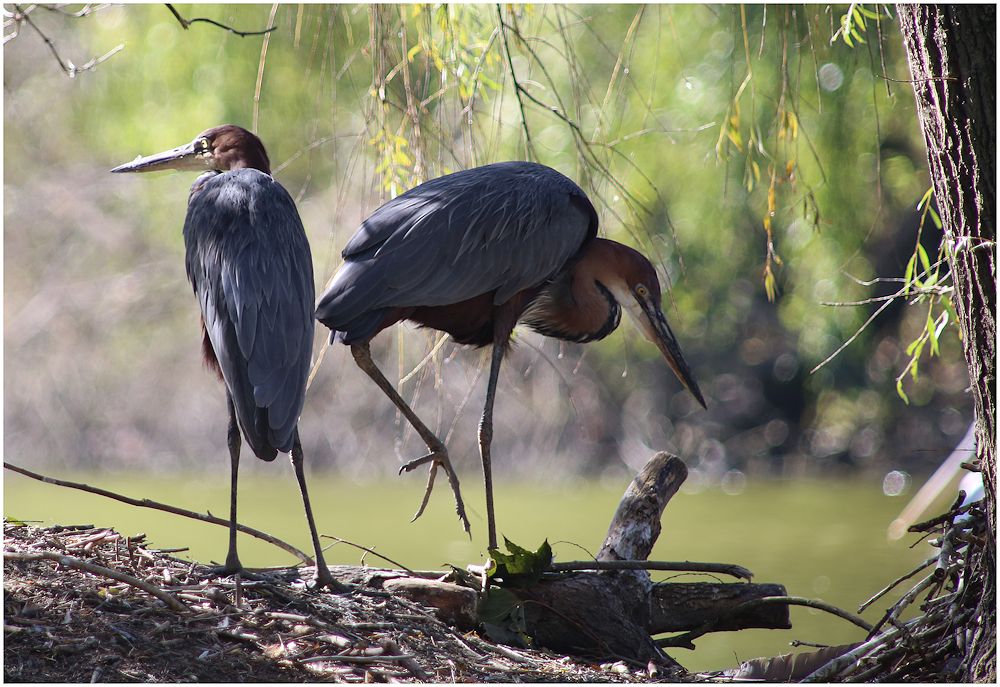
[895,187,957,404]
[478,537,553,646]
[478,587,531,647]
[832,4,890,48]
[488,537,553,584]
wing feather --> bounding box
[185,169,314,458]
[317,161,597,341]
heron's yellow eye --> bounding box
[197,138,211,154]
[635,284,649,298]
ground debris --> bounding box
[4,521,677,683]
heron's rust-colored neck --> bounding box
[521,239,636,343]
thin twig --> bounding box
[11,5,123,75]
[252,2,279,133]
[299,653,416,664]
[4,550,189,613]
[273,134,358,175]
[547,559,752,580]
[865,574,937,640]
[165,3,276,37]
[857,554,938,613]
[38,4,110,19]
[496,4,536,160]
[739,596,873,632]
[16,5,68,73]
[801,620,915,681]
[398,333,449,387]
[320,535,416,577]
[908,501,977,533]
[813,253,951,374]
[72,42,124,72]
[659,595,872,649]
[809,293,896,374]
[4,462,313,565]
[876,73,957,85]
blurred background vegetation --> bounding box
[4,3,973,672]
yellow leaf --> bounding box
[764,266,778,302]
[727,127,744,152]
[394,149,412,166]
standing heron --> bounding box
[112,125,341,589]
[316,161,706,550]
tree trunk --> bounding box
[897,5,995,681]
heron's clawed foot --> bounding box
[308,565,352,594]
[205,563,265,582]
[399,448,471,536]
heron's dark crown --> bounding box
[197,125,271,174]
[590,239,662,296]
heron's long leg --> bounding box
[351,343,471,534]
[478,342,506,551]
[289,432,347,592]
[223,394,243,574]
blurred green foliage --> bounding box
[4,4,971,484]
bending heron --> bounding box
[316,161,706,550]
[112,124,341,589]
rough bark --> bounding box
[897,5,996,681]
[650,582,790,633]
[500,454,789,663]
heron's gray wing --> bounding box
[319,162,597,334]
[185,170,315,458]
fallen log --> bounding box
[387,452,790,663]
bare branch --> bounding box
[810,256,950,374]
[10,4,122,76]
[320,535,417,577]
[38,4,110,19]
[809,290,897,375]
[547,559,753,581]
[16,4,69,73]
[658,595,873,649]
[3,461,313,565]
[857,554,938,613]
[165,3,276,38]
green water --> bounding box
[4,470,932,673]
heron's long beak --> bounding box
[637,298,707,409]
[110,141,204,174]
